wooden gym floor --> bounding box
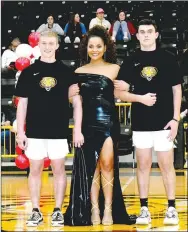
[1,168,187,232]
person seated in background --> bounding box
[110,11,131,42]
[89,8,111,32]
[1,103,16,156]
[36,14,64,36]
[64,13,87,43]
[109,11,136,42]
[1,37,20,70]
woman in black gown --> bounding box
[64,25,136,226]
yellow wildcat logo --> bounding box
[141,66,158,81]
[40,77,57,91]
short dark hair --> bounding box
[137,19,158,32]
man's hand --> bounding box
[68,84,80,98]
[164,120,179,141]
[16,133,28,150]
[114,80,130,91]
[73,129,84,148]
[140,93,157,106]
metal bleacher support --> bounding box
[1,103,132,161]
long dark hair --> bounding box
[79,25,116,66]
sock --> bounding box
[168,199,175,208]
[140,198,148,208]
[53,207,61,212]
[32,208,39,212]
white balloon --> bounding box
[15,44,33,58]
[15,71,22,80]
[12,120,17,133]
[32,45,41,59]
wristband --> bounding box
[172,118,179,123]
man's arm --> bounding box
[80,23,87,35]
[36,24,46,33]
[54,24,64,36]
[172,84,182,121]
[16,97,28,149]
[72,95,84,147]
[89,18,95,29]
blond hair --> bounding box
[39,30,59,43]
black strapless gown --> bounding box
[64,74,136,225]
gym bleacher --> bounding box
[1,1,188,104]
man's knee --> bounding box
[158,160,174,173]
[29,160,43,176]
[29,167,43,177]
[51,160,66,176]
[137,161,152,172]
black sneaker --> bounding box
[51,210,64,227]
[26,210,43,227]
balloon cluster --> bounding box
[14,32,41,105]
[15,145,51,170]
[15,32,41,85]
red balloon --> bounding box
[44,157,51,168]
[15,57,30,71]
[16,145,22,155]
[15,154,29,169]
[28,32,40,48]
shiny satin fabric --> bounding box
[64,74,136,225]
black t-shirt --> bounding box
[15,59,74,139]
[118,49,183,131]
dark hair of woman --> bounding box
[79,25,117,66]
[69,13,76,24]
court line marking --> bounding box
[121,176,135,192]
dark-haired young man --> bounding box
[115,19,182,225]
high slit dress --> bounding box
[64,73,136,226]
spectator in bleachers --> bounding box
[1,104,16,155]
[36,14,64,36]
[64,13,87,43]
[89,8,111,32]
[109,11,136,41]
[110,11,131,42]
[1,37,20,69]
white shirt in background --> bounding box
[89,17,111,31]
[1,49,18,68]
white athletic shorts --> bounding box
[25,138,69,160]
[132,130,174,151]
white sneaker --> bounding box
[163,207,179,225]
[26,210,43,227]
[74,37,80,43]
[64,36,71,43]
[111,36,116,42]
[123,36,129,42]
[51,210,64,227]
[136,206,151,225]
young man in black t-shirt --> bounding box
[114,19,182,225]
[15,31,83,227]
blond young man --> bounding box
[15,31,82,227]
